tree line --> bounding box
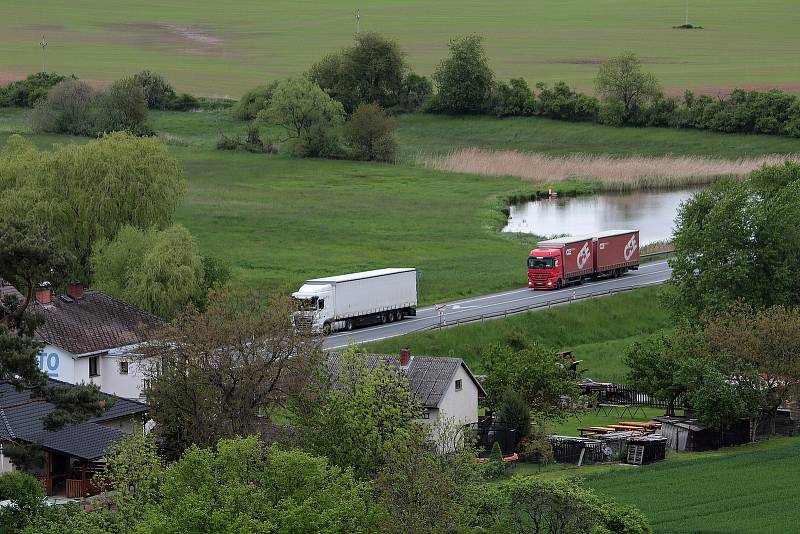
[626,162,800,438]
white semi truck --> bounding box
[292,268,418,335]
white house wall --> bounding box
[38,345,145,400]
[435,365,479,426]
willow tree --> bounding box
[91,224,206,320]
[0,132,185,282]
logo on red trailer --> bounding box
[577,242,591,270]
[624,235,638,261]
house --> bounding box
[0,379,149,497]
[326,348,486,432]
[1,280,163,400]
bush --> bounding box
[30,79,98,136]
[492,78,535,117]
[517,435,554,464]
[0,72,70,108]
[258,77,344,158]
[431,35,494,114]
[232,82,278,120]
[483,441,508,479]
[535,81,599,121]
[170,93,199,111]
[398,72,433,112]
[0,471,46,532]
[216,125,274,154]
[497,388,531,438]
[91,77,151,135]
[345,103,397,162]
[133,70,176,110]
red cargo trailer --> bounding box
[528,230,639,290]
[594,230,640,275]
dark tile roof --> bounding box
[0,379,149,460]
[1,281,164,355]
[39,422,130,461]
[326,353,485,408]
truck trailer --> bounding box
[528,230,639,290]
[292,268,418,334]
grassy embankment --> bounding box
[3,0,799,95]
[365,286,672,382]
[3,108,799,303]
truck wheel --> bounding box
[346,319,354,331]
[388,311,396,322]
[396,310,403,321]
[380,313,387,324]
[556,279,562,289]
[322,323,332,335]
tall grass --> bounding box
[419,148,800,192]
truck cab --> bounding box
[527,248,564,289]
[292,283,333,334]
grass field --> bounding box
[3,108,799,304]
[3,1,799,96]
[586,437,800,534]
[365,286,673,381]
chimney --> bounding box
[36,282,52,305]
[399,347,412,367]
[66,281,84,300]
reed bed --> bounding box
[419,148,800,192]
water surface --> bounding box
[503,188,703,244]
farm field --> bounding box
[3,1,800,96]
[364,286,673,380]
[586,437,800,534]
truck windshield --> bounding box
[528,256,554,269]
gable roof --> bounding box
[0,379,149,461]
[1,280,163,355]
[326,352,486,408]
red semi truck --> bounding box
[527,230,640,290]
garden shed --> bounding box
[626,435,667,464]
[655,416,749,452]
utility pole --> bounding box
[40,35,48,72]
[355,9,360,34]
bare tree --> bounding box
[137,286,322,458]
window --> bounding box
[89,356,99,377]
[318,299,325,310]
[422,410,430,419]
[455,379,462,391]
[119,361,129,374]
[528,256,554,269]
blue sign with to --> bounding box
[38,352,60,378]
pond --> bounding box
[503,188,703,245]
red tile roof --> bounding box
[2,281,164,355]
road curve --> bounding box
[323,260,672,350]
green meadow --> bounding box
[3,1,799,95]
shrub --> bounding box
[171,93,199,111]
[492,78,535,117]
[133,70,176,110]
[483,441,508,479]
[431,35,494,114]
[0,71,69,107]
[91,77,151,135]
[517,435,554,464]
[497,388,531,438]
[535,81,598,121]
[258,77,344,158]
[398,72,433,112]
[30,79,98,135]
[216,125,274,154]
[233,82,278,120]
[0,471,46,532]
[345,103,397,162]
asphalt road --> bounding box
[323,260,672,350]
